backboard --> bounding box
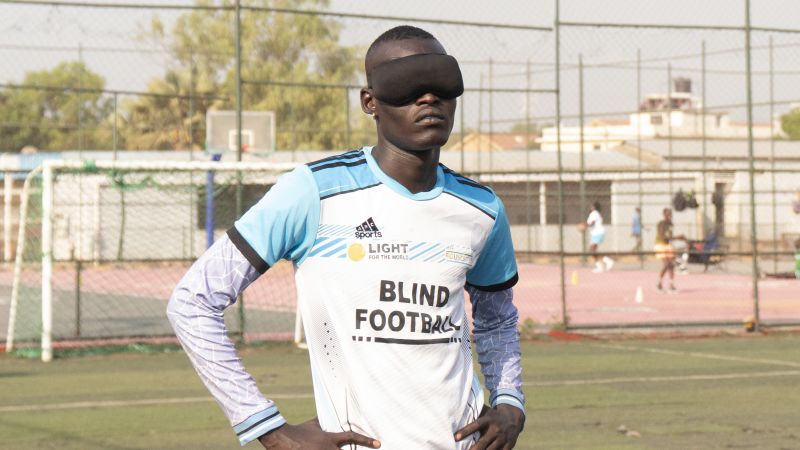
[206,110,276,155]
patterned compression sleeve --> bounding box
[167,235,286,445]
[467,285,526,414]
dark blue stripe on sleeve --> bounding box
[227,227,270,274]
[466,272,518,292]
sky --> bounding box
[1,0,798,130]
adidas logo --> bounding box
[354,217,382,239]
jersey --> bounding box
[587,210,604,236]
[795,248,800,276]
[231,147,519,449]
[656,220,673,245]
[631,212,642,237]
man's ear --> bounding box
[360,88,377,118]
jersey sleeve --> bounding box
[466,198,518,291]
[587,210,598,225]
[167,235,286,445]
[467,285,525,415]
[227,165,320,270]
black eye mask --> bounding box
[368,53,464,106]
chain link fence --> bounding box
[1,1,799,354]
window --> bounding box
[485,181,540,225]
[545,181,612,225]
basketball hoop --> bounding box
[206,110,275,156]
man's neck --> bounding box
[371,144,440,194]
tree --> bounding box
[508,121,541,149]
[121,68,218,150]
[509,121,541,136]
[780,107,800,140]
[0,62,111,152]
[130,0,370,151]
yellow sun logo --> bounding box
[348,243,365,261]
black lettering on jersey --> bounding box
[379,280,396,302]
[378,279,449,307]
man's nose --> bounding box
[415,92,441,104]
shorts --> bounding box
[590,232,605,245]
[654,243,675,260]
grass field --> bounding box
[2,333,800,449]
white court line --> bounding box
[0,393,314,413]
[593,343,800,368]
[524,370,800,386]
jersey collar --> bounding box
[363,146,445,200]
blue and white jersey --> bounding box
[219,146,520,449]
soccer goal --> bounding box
[5,159,300,361]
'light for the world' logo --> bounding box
[348,243,365,261]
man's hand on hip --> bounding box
[259,417,380,450]
[454,404,525,450]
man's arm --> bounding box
[454,285,525,449]
[167,235,286,446]
[467,285,525,413]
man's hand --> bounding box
[258,417,380,449]
[454,404,525,450]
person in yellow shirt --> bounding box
[654,208,686,293]
[794,237,800,280]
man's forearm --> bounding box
[467,286,525,412]
[167,235,286,445]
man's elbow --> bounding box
[473,313,519,335]
[165,285,188,324]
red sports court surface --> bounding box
[514,263,799,327]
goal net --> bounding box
[5,159,298,360]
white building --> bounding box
[539,78,782,153]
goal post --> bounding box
[8,159,301,361]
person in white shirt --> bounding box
[167,25,525,450]
[586,202,614,273]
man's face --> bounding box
[364,38,457,152]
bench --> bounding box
[686,233,727,272]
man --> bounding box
[794,237,800,280]
[167,25,525,450]
[586,202,613,273]
[631,207,642,260]
[654,207,686,293]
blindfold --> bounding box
[368,53,464,106]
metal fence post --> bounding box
[345,86,351,148]
[75,260,82,338]
[234,0,246,342]
[701,41,707,238]
[578,54,587,265]
[488,58,494,173]
[113,92,118,159]
[525,59,533,253]
[636,49,643,268]
[744,0,760,330]
[555,0,568,330]
[667,63,673,197]
[769,36,778,275]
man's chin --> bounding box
[408,132,451,150]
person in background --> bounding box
[794,237,800,280]
[654,207,686,293]
[587,201,614,273]
[631,207,643,262]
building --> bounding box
[539,78,782,153]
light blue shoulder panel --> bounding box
[233,164,320,266]
[441,166,518,291]
[307,148,380,200]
